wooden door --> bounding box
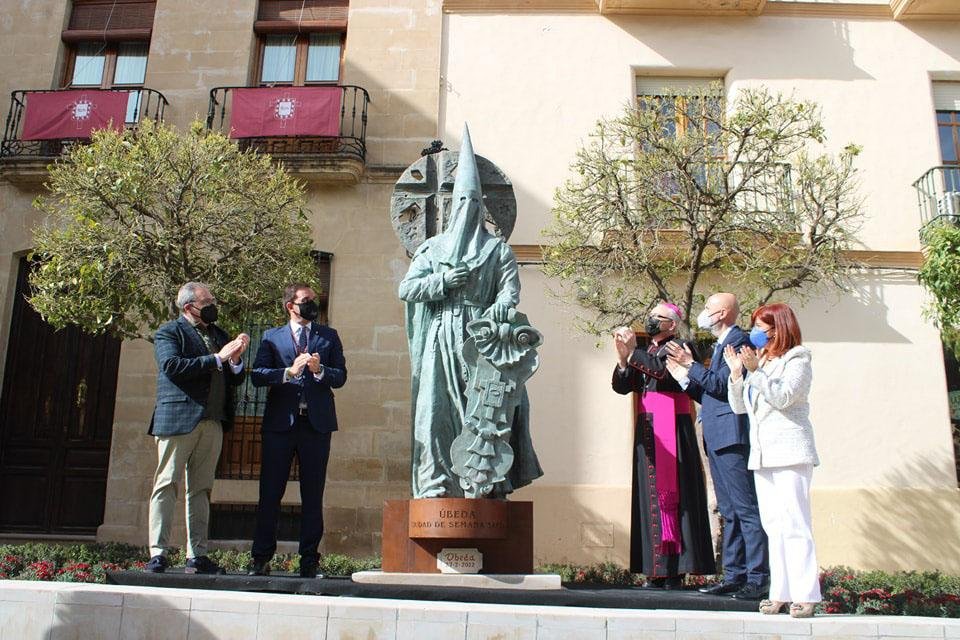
[0,258,120,535]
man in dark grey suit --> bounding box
[666,293,768,600]
[146,282,249,574]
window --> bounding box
[65,42,149,122]
[636,77,723,139]
[933,82,960,193]
[257,33,343,85]
[62,0,156,123]
[939,111,959,166]
[635,77,724,193]
[254,0,348,86]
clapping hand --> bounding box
[217,333,249,364]
[738,345,760,372]
[289,352,313,377]
[665,358,688,383]
[723,344,743,379]
[233,333,250,364]
[613,327,637,367]
[665,341,694,367]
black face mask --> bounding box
[296,299,320,321]
[645,317,663,336]
[197,303,218,324]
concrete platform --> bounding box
[107,570,759,611]
[2,580,960,640]
[351,570,562,590]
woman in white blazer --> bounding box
[724,302,821,618]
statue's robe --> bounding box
[399,235,542,498]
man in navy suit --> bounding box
[248,283,347,578]
[146,282,249,574]
[666,293,769,600]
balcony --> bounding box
[0,88,168,185]
[915,166,960,235]
[206,85,370,184]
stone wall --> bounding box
[0,0,442,556]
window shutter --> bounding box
[255,0,349,33]
[313,251,334,324]
[62,0,156,42]
[933,82,960,112]
[635,76,722,97]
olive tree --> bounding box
[918,222,960,357]
[29,119,318,340]
[543,84,864,334]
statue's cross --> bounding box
[390,149,517,256]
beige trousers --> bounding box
[148,419,223,558]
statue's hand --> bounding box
[442,265,470,290]
[486,303,512,323]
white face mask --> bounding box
[697,308,722,332]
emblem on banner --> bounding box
[71,95,95,129]
[274,94,300,128]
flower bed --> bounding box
[819,567,960,617]
[539,562,960,617]
[0,542,379,581]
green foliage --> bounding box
[543,84,864,334]
[29,119,319,340]
[0,542,380,582]
[918,222,960,357]
[0,541,147,566]
[538,561,645,586]
[820,567,960,617]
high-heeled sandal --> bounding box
[759,599,788,614]
[789,602,815,618]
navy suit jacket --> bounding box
[251,322,347,433]
[685,325,751,452]
[149,316,245,437]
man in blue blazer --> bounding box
[248,283,347,578]
[147,282,249,574]
[666,293,768,600]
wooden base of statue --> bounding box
[381,498,533,574]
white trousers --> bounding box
[754,464,822,603]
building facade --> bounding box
[0,0,958,572]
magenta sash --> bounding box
[638,390,690,555]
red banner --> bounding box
[229,87,341,138]
[21,90,128,141]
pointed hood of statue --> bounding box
[436,123,498,270]
[451,123,482,203]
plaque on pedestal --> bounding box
[382,498,533,574]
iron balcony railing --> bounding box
[0,87,168,159]
[206,85,370,163]
[914,165,960,233]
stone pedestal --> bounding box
[381,498,533,574]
